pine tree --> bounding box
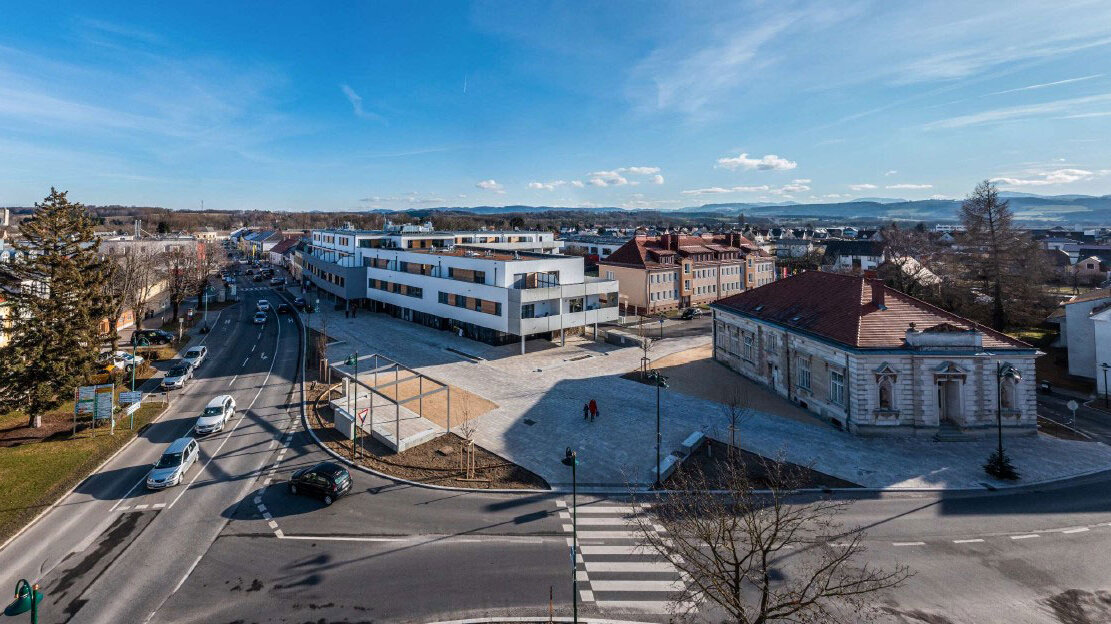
[0,189,109,428]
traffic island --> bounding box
[667,438,862,490]
[308,387,548,489]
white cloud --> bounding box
[849,183,877,191]
[682,187,735,195]
[986,74,1103,97]
[991,168,1094,186]
[340,84,385,122]
[716,152,797,171]
[884,170,898,176]
[924,93,1111,129]
[772,180,811,195]
[885,183,933,189]
[570,180,585,188]
[588,170,629,186]
[651,174,665,185]
[475,179,505,193]
[619,166,661,175]
[823,193,849,199]
[528,180,566,191]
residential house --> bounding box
[1093,305,1111,399]
[1072,255,1109,287]
[711,271,1039,436]
[823,240,887,273]
[1063,287,1111,380]
[268,237,301,268]
[598,232,775,315]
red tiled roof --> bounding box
[599,233,756,269]
[268,237,300,255]
[712,271,1031,350]
[1065,287,1111,305]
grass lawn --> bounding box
[0,401,167,545]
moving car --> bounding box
[195,395,236,434]
[679,307,704,320]
[98,350,145,373]
[183,345,207,368]
[257,299,271,312]
[160,361,193,390]
[131,329,174,345]
[253,311,267,324]
[269,277,284,286]
[146,437,199,489]
[292,297,307,309]
[277,303,292,314]
[288,462,352,506]
[253,275,264,282]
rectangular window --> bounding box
[407,286,423,299]
[474,271,485,284]
[494,302,502,316]
[521,303,536,319]
[830,370,846,406]
[455,296,467,308]
[438,291,449,304]
[797,356,811,390]
[743,334,755,361]
[605,271,614,280]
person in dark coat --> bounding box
[589,399,598,422]
[583,403,590,420]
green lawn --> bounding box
[0,402,166,545]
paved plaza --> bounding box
[297,287,1111,490]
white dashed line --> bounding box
[1010,534,1040,540]
[953,539,984,544]
[135,504,149,510]
[892,542,926,547]
[1063,527,1090,534]
[118,506,131,511]
[152,503,166,509]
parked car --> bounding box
[288,462,352,506]
[146,437,199,489]
[292,297,307,309]
[245,268,255,275]
[269,277,284,286]
[195,395,236,434]
[98,350,145,372]
[183,345,207,368]
[679,307,703,320]
[257,299,271,311]
[303,303,316,313]
[253,275,264,282]
[277,303,292,314]
[253,311,268,324]
[131,329,174,345]
[160,361,193,390]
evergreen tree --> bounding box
[0,189,109,428]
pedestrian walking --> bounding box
[345,308,350,318]
[583,403,590,421]
[589,399,598,422]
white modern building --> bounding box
[300,226,619,350]
[1063,288,1111,380]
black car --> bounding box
[292,297,306,309]
[288,462,351,505]
[277,303,292,314]
[253,274,264,282]
[303,303,316,313]
[132,329,175,345]
[679,307,703,320]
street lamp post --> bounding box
[996,363,1020,459]
[345,352,359,459]
[4,579,43,623]
[647,370,669,488]
[561,448,578,624]
[1102,362,1110,408]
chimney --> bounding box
[870,279,886,309]
[660,232,673,250]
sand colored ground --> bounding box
[360,368,497,429]
[641,344,825,429]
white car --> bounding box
[253,311,267,324]
[99,350,145,372]
[160,361,193,390]
[183,345,207,369]
[257,299,271,312]
[195,395,236,434]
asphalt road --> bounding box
[6,275,1111,623]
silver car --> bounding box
[146,437,199,490]
[195,395,236,435]
[160,361,193,390]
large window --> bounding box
[743,334,755,361]
[830,370,846,406]
[797,356,811,390]
[521,303,536,319]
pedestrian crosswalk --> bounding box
[556,499,695,615]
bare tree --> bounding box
[876,224,942,298]
[130,250,161,330]
[190,241,227,309]
[101,252,147,352]
[162,246,198,322]
[632,457,911,622]
[722,390,751,457]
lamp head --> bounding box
[561,447,576,466]
[4,581,42,617]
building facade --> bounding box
[598,232,775,315]
[711,271,1039,436]
[300,226,618,349]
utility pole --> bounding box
[561,448,579,623]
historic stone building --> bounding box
[711,271,1040,437]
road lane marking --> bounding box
[584,561,678,573]
[242,357,249,367]
[1011,534,1039,540]
[1063,527,1090,534]
[953,539,984,544]
[277,535,408,542]
[892,542,925,546]
[227,374,238,387]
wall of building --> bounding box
[1066,296,1111,378]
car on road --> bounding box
[253,311,268,324]
[303,303,316,313]
[183,345,207,368]
[292,297,306,309]
[253,274,264,282]
[131,329,174,345]
[288,462,351,506]
[98,350,145,372]
[269,277,284,286]
[224,276,236,285]
[679,307,704,320]
[195,395,236,434]
[257,299,271,311]
[277,303,292,314]
[146,437,199,490]
[245,268,255,275]
[160,361,193,390]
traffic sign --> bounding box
[120,391,142,404]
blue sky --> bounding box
[2,1,1111,211]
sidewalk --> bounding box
[292,284,1111,490]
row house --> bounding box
[711,271,1039,436]
[598,232,776,315]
